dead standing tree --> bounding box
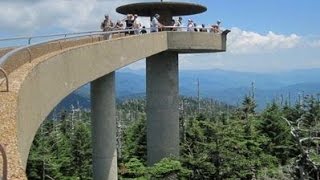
[283,116,320,180]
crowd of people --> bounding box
[100,14,222,34]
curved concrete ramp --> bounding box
[0,31,227,179]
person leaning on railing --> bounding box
[200,24,207,32]
[170,19,176,31]
[150,14,164,33]
[125,14,134,35]
[210,20,222,33]
[133,14,141,35]
[114,20,124,31]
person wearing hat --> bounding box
[150,13,163,33]
[217,20,221,26]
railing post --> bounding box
[28,38,32,45]
[0,68,9,92]
[58,41,63,50]
[0,144,8,180]
[90,35,94,43]
[26,48,32,63]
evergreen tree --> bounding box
[119,158,147,178]
[70,121,92,179]
[27,96,320,179]
[258,102,296,165]
[122,117,147,163]
[148,158,191,179]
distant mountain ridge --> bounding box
[55,68,320,111]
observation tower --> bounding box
[0,1,229,180]
[106,1,229,177]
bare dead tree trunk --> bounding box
[42,160,45,180]
[197,78,200,114]
[283,117,320,179]
[299,166,304,180]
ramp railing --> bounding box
[0,26,228,92]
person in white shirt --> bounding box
[174,17,183,31]
[187,19,195,32]
[133,14,141,35]
[150,14,163,32]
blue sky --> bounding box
[198,0,320,36]
[0,0,319,72]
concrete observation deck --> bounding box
[0,1,229,179]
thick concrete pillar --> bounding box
[146,51,179,165]
[91,72,117,180]
[158,11,173,25]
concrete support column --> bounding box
[158,11,173,26]
[146,51,179,165]
[91,72,117,180]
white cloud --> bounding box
[0,1,318,72]
[227,27,301,54]
[0,0,191,35]
[0,0,165,35]
[308,39,320,48]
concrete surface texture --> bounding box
[0,31,227,179]
[91,72,117,180]
[146,52,179,165]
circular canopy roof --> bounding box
[116,2,207,17]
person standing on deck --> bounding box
[150,14,163,33]
[133,14,141,35]
[174,17,183,31]
[101,15,113,32]
[125,14,134,35]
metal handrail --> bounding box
[0,26,223,65]
[0,68,9,92]
[0,27,153,66]
[0,30,102,44]
[0,31,110,65]
[0,26,222,44]
[0,28,148,91]
[0,144,7,180]
[0,26,228,92]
